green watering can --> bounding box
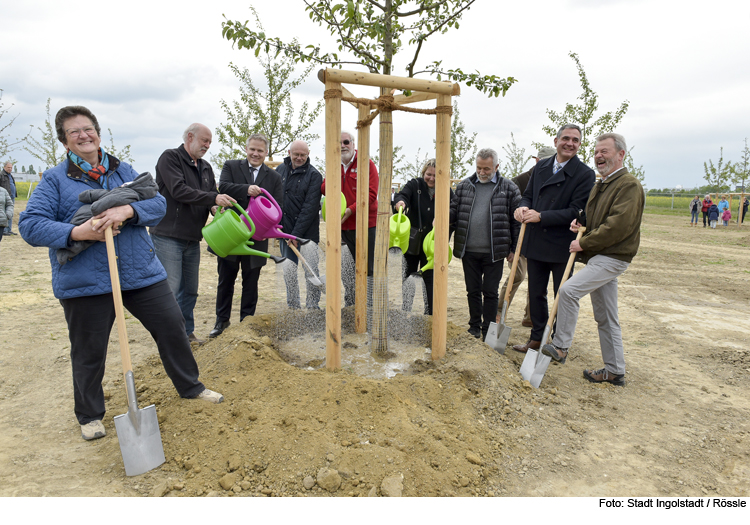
[321,192,347,221]
[202,202,286,263]
[418,229,452,273]
[389,208,411,252]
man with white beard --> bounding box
[541,133,645,386]
[449,148,521,340]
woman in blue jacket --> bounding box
[19,106,223,442]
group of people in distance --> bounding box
[17,104,644,441]
[690,194,748,228]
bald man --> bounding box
[151,123,235,344]
[275,140,323,310]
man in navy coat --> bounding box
[512,124,595,353]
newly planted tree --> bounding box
[537,52,629,165]
[501,132,530,179]
[624,146,645,185]
[703,147,733,193]
[107,128,135,164]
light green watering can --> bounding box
[321,192,347,221]
[419,229,452,273]
[389,208,411,252]
[202,202,286,263]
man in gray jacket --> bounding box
[450,148,521,340]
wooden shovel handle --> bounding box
[503,222,527,305]
[547,226,586,329]
[101,225,133,380]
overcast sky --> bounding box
[2,0,749,190]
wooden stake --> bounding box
[321,68,454,95]
[325,80,342,371]
[372,87,394,355]
[431,92,452,360]
[355,104,371,333]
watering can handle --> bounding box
[225,202,256,239]
[257,187,282,216]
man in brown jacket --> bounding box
[541,133,644,386]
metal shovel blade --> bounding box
[114,371,165,476]
[486,322,510,354]
[519,349,552,389]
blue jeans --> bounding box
[151,233,201,336]
[691,210,699,224]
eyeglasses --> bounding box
[341,140,351,145]
[66,127,97,138]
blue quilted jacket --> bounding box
[19,157,168,299]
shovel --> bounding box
[520,224,586,388]
[102,225,166,476]
[286,240,325,290]
[487,222,527,353]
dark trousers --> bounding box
[702,211,709,226]
[215,256,262,322]
[461,251,504,335]
[527,257,571,341]
[402,251,433,315]
[341,227,376,307]
[60,280,204,425]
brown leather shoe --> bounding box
[521,319,533,327]
[188,333,205,345]
[512,340,540,353]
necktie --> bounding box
[553,162,562,174]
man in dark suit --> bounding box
[511,124,596,353]
[209,134,283,338]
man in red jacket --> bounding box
[320,131,379,307]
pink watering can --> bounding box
[241,188,309,244]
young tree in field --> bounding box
[537,52,629,165]
[106,128,135,164]
[213,8,323,169]
[703,147,733,193]
[28,164,35,174]
[501,132,530,178]
[0,89,27,160]
[445,101,477,180]
[24,98,65,170]
[730,138,749,192]
[624,146,645,186]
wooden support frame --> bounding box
[355,104,372,333]
[325,79,342,370]
[320,68,460,367]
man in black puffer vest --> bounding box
[276,140,323,309]
[450,148,521,340]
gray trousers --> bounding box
[551,255,630,375]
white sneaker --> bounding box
[81,420,106,441]
[196,388,224,404]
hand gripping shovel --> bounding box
[487,222,527,353]
[286,240,325,291]
[520,223,586,388]
[103,225,166,476]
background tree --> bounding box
[536,52,629,165]
[24,98,65,170]
[213,8,323,169]
[0,89,27,160]
[444,101,478,181]
[703,147,733,193]
[624,146,646,186]
[106,128,135,164]
[730,138,749,192]
[500,132,530,178]
[28,164,35,174]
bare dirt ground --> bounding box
[1,203,749,497]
